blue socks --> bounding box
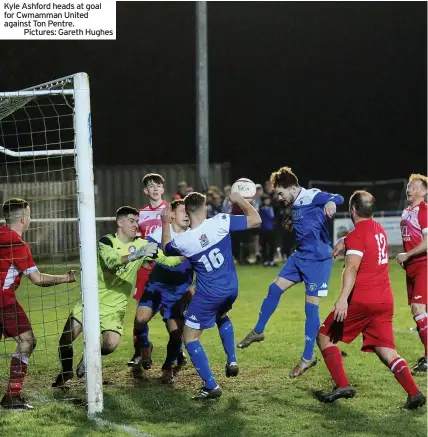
[302,302,320,361]
[136,324,150,348]
[216,315,236,363]
[254,283,284,334]
[186,340,217,389]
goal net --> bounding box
[309,179,407,256]
[0,73,102,415]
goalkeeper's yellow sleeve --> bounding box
[98,239,122,269]
[152,248,183,267]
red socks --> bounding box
[7,355,28,397]
[390,357,420,397]
[414,313,428,357]
[322,345,349,388]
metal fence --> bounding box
[0,162,231,259]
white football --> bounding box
[231,178,256,199]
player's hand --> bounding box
[396,252,408,267]
[136,242,158,259]
[66,270,76,283]
[333,298,348,322]
[229,192,244,204]
[284,218,293,232]
[161,206,172,224]
[332,238,345,258]
[324,201,337,218]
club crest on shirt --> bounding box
[128,245,137,254]
[199,233,209,248]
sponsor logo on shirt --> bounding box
[128,245,136,254]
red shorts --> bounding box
[133,264,153,301]
[319,301,395,352]
[0,302,32,338]
[406,261,427,305]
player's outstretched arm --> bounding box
[152,248,183,267]
[397,233,428,265]
[160,206,174,252]
[28,270,76,287]
[229,192,262,229]
[98,238,158,269]
[313,191,344,218]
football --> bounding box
[231,178,257,199]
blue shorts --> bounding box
[138,287,188,321]
[162,300,188,321]
[138,288,162,315]
[185,291,237,330]
[279,254,333,297]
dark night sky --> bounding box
[1,2,426,185]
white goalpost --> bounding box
[0,73,103,415]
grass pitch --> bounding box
[0,261,426,437]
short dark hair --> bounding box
[142,173,164,187]
[184,192,206,214]
[116,206,138,220]
[270,167,299,189]
[350,190,376,218]
[409,173,428,190]
[171,199,185,210]
[2,198,29,224]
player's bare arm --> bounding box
[396,233,427,265]
[161,206,173,251]
[332,237,346,257]
[28,270,76,287]
[324,201,337,218]
[334,254,362,322]
[229,192,262,228]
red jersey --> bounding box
[0,225,37,307]
[344,219,393,304]
[137,201,169,238]
[400,201,427,266]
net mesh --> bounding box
[308,179,407,213]
[0,77,86,405]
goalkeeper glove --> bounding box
[128,242,158,262]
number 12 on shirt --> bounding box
[374,233,388,265]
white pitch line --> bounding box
[93,417,156,437]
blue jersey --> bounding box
[166,214,248,297]
[291,188,344,260]
[146,226,193,303]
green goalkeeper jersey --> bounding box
[97,233,182,309]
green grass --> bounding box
[0,261,426,437]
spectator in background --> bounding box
[222,185,232,214]
[264,179,283,261]
[173,181,188,200]
[251,184,264,263]
[207,193,223,218]
[253,184,264,212]
[205,191,214,209]
[185,186,194,195]
[259,195,276,266]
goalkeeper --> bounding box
[52,206,183,387]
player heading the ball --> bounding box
[237,166,344,379]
